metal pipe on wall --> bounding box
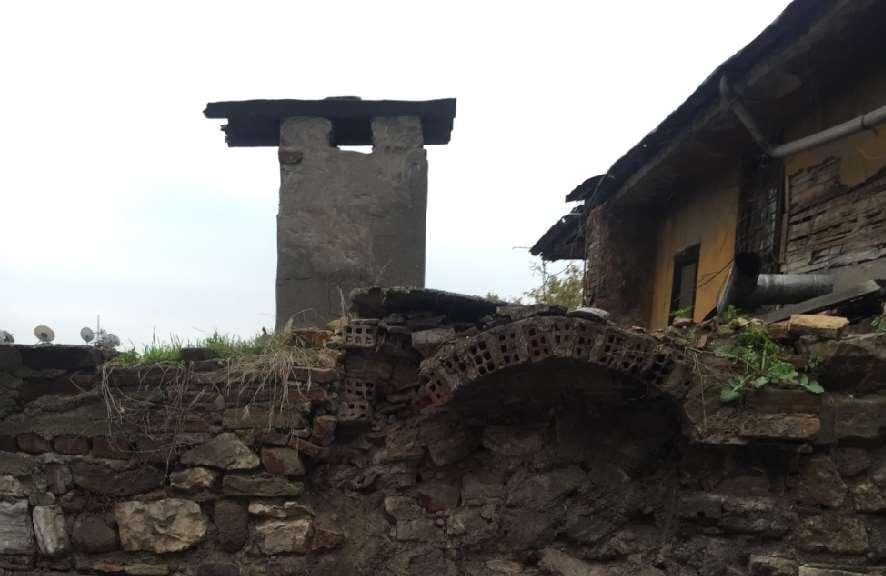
[719,76,886,159]
[716,253,834,314]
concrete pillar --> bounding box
[276,116,428,327]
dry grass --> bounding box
[99,320,339,469]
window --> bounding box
[737,159,783,272]
[670,244,700,321]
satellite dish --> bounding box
[34,325,55,345]
[104,334,121,348]
[0,330,13,344]
[80,327,95,344]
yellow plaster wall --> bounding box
[649,170,740,329]
[784,69,886,189]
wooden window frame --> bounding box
[669,243,700,323]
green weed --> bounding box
[715,325,824,404]
[112,330,278,366]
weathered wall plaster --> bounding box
[276,116,427,327]
[649,168,740,329]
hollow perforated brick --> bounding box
[416,315,696,408]
[344,321,380,348]
[521,322,553,363]
[491,324,530,368]
[339,398,373,422]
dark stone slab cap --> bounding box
[204,97,456,147]
[350,286,497,322]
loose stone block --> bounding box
[834,397,886,439]
[91,436,133,460]
[485,559,525,574]
[180,433,260,470]
[796,515,868,554]
[71,462,165,496]
[310,415,337,446]
[395,518,439,542]
[71,513,118,553]
[677,493,723,521]
[310,525,345,551]
[53,435,90,455]
[215,500,248,552]
[416,482,460,512]
[196,563,240,576]
[446,507,497,542]
[0,474,29,497]
[748,555,797,576]
[261,447,306,476]
[798,567,879,575]
[384,495,423,521]
[412,327,456,357]
[811,332,886,392]
[737,414,821,440]
[17,432,52,454]
[798,455,846,507]
[46,463,73,495]
[223,474,304,497]
[32,505,69,557]
[0,450,34,476]
[852,482,886,512]
[0,499,34,554]
[254,518,313,555]
[170,467,218,492]
[538,548,607,576]
[789,314,848,338]
[122,563,169,575]
[248,501,314,519]
[462,472,505,506]
[115,499,208,554]
[223,407,306,431]
[835,447,871,477]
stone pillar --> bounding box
[583,203,657,327]
[276,116,428,327]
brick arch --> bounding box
[418,315,696,415]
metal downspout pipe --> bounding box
[719,76,886,158]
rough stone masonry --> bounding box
[204,98,457,328]
[4,287,886,575]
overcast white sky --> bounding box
[1,1,790,348]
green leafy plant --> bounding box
[807,352,824,373]
[524,261,583,310]
[485,292,522,305]
[721,305,741,323]
[715,325,824,403]
[671,305,695,320]
[671,305,694,320]
[872,315,886,333]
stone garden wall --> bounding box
[2,288,886,575]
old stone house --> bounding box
[534,0,886,329]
